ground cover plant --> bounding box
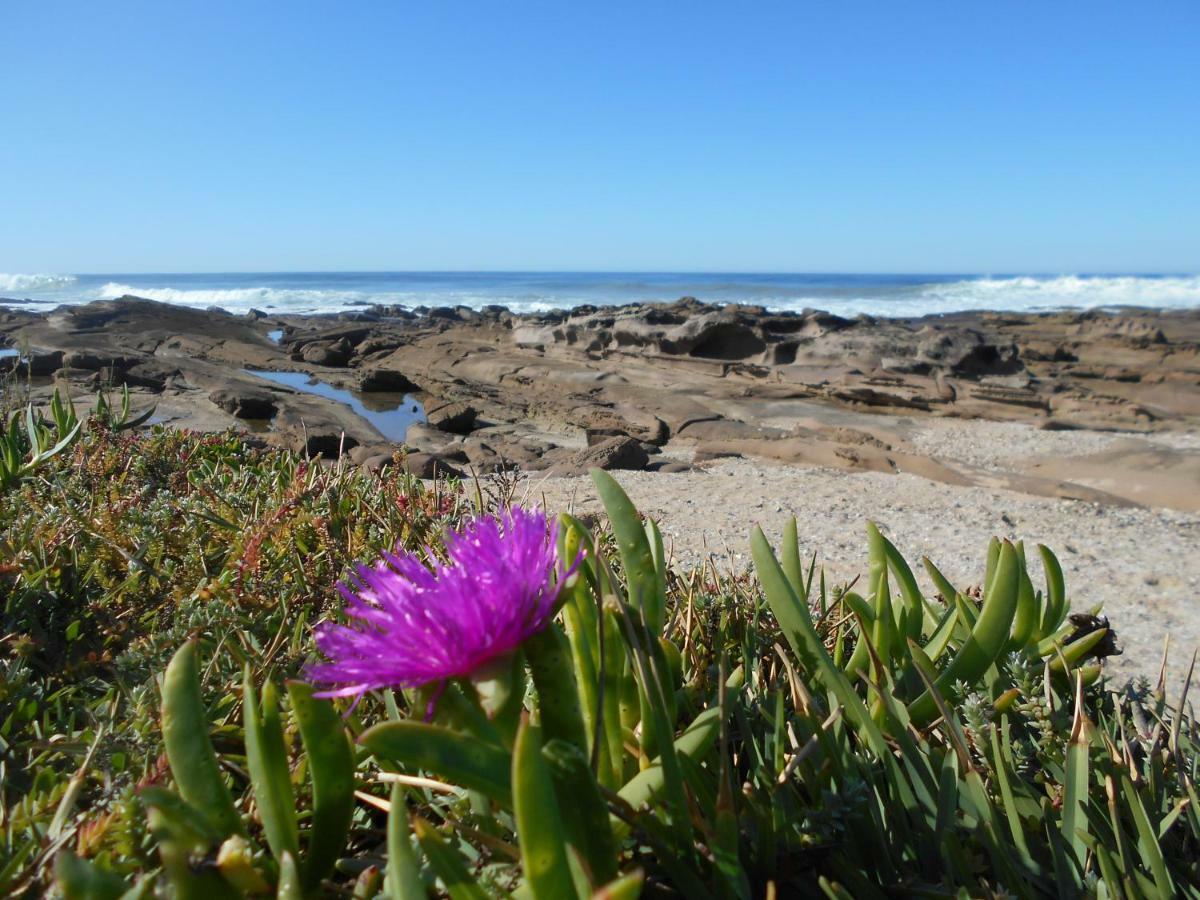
[1,390,1198,898]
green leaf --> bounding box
[513,719,579,899]
[1046,628,1110,673]
[922,555,959,605]
[750,526,890,757]
[1038,544,1067,637]
[908,541,1021,724]
[590,470,663,632]
[592,869,644,899]
[55,850,130,900]
[360,719,513,807]
[1062,677,1093,878]
[1010,542,1039,649]
[275,852,303,900]
[781,518,806,601]
[615,704,724,838]
[161,641,243,838]
[874,523,924,641]
[525,622,590,753]
[413,818,490,900]
[385,783,426,900]
[287,681,356,891]
[1122,774,1173,896]
[243,668,299,864]
[542,738,618,885]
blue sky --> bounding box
[2,1,1197,273]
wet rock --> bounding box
[426,401,478,434]
[676,418,786,442]
[357,367,417,392]
[300,340,351,366]
[1,349,63,376]
[209,386,278,420]
[303,429,358,457]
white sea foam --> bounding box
[95,282,561,315]
[0,272,77,294]
[915,274,1200,312]
[2,272,1197,317]
[97,282,367,313]
[760,275,1200,318]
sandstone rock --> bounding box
[359,452,395,473]
[357,367,417,392]
[427,401,478,434]
[209,386,278,419]
[661,312,767,360]
[300,340,351,366]
[402,452,463,479]
[693,447,744,462]
[122,361,182,390]
[62,350,142,371]
[302,429,358,457]
[356,335,407,356]
[576,405,669,445]
[647,460,692,473]
[1,349,63,376]
[547,436,649,476]
[52,366,95,382]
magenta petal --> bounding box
[305,506,567,702]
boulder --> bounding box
[357,367,417,392]
[299,340,351,366]
[209,386,278,420]
[547,436,649,477]
[122,361,182,391]
[427,401,478,434]
[302,429,358,458]
[358,452,396,473]
[402,452,463,479]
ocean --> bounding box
[2,271,1198,319]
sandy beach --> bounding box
[530,425,1200,691]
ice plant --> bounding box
[307,506,572,703]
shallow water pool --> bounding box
[243,369,425,441]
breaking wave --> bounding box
[95,282,560,315]
[0,272,77,294]
[2,272,1197,317]
[909,274,1200,314]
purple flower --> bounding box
[307,506,572,702]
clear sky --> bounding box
[2,1,1197,274]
